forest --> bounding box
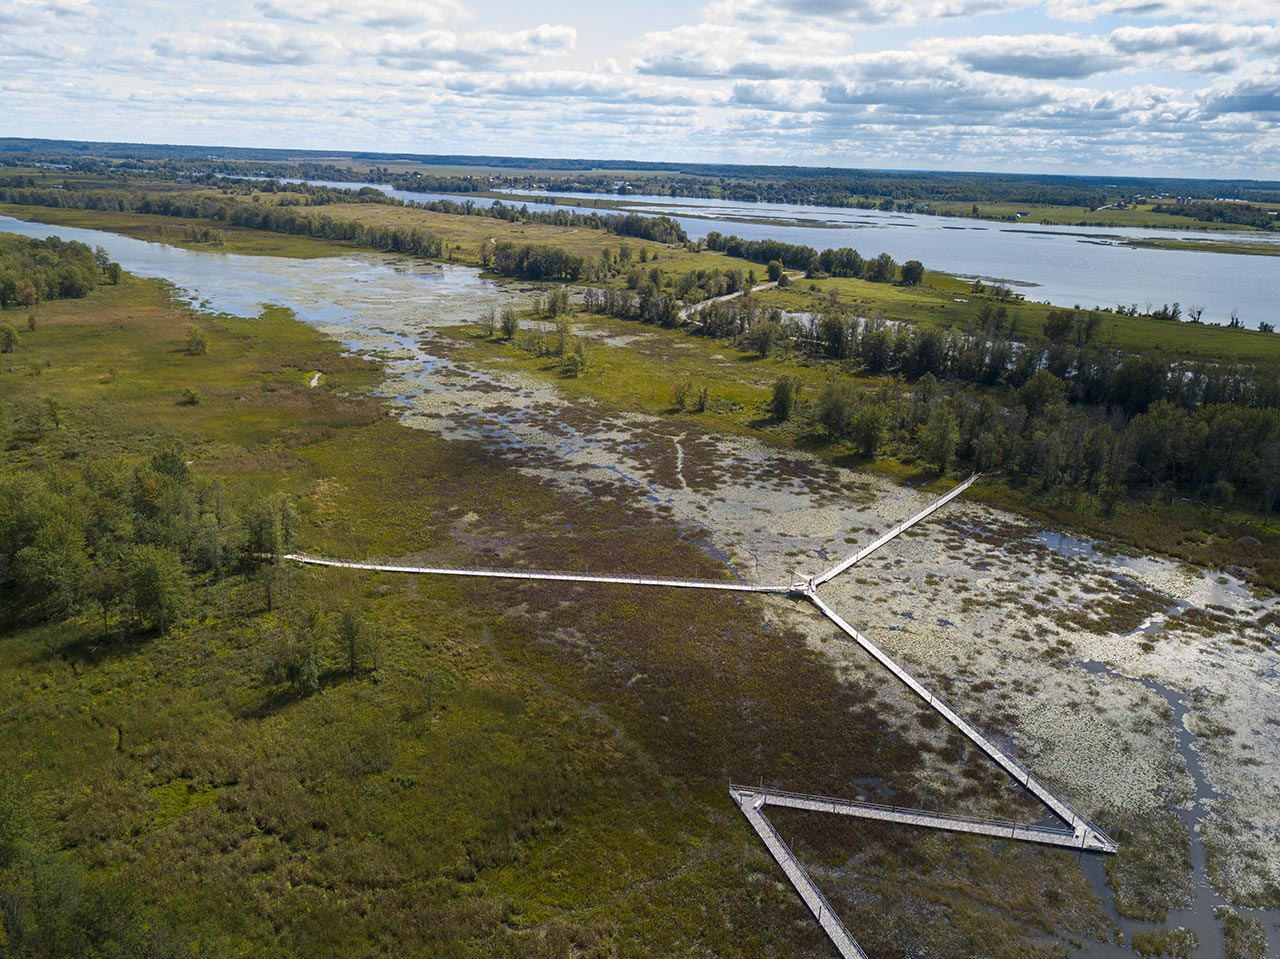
[0,235,120,309]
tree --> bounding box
[766,259,784,283]
[500,304,520,340]
[900,260,924,286]
[923,401,959,474]
[850,403,889,457]
[338,605,368,676]
[263,629,320,697]
[185,324,207,356]
[1042,309,1075,344]
[0,322,17,354]
[1019,369,1067,417]
[127,543,188,635]
[770,375,802,421]
[14,513,89,623]
[743,319,781,357]
[817,379,859,438]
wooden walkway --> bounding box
[733,789,869,959]
[286,473,1120,959]
[734,786,1100,850]
[284,554,791,594]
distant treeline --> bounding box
[0,182,688,246]
[0,234,120,308]
[1151,201,1278,231]
[9,138,1280,206]
[701,231,921,282]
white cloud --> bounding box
[4,0,1280,177]
[153,23,335,65]
[0,0,90,24]
[368,24,576,69]
[255,0,471,27]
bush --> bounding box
[770,375,802,421]
[185,324,207,356]
[500,304,520,340]
[179,387,201,406]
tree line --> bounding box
[701,231,922,284]
[808,372,1280,519]
[0,442,297,636]
[0,235,121,309]
[1151,201,1278,231]
[0,183,688,250]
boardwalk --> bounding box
[286,473,1119,959]
[733,789,869,959]
[284,555,791,594]
[735,787,1100,850]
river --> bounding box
[269,177,1280,329]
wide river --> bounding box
[274,178,1280,329]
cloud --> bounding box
[254,0,470,28]
[153,23,333,65]
[952,34,1114,79]
[441,69,701,108]
[1200,75,1280,116]
[0,0,90,24]
[1109,23,1280,56]
[368,24,576,69]
[1045,0,1279,22]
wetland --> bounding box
[3,213,1275,956]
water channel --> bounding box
[3,213,1277,957]
[260,177,1280,329]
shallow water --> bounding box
[1074,661,1280,959]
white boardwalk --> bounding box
[284,554,790,594]
[286,473,1119,959]
[735,786,1099,850]
[812,473,981,587]
[805,592,1115,853]
[733,789,869,959]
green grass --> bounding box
[758,273,1280,364]
[929,200,1267,232]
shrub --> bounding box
[185,324,207,356]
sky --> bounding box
[3,0,1280,178]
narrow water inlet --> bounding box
[1072,660,1280,958]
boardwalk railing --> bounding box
[732,788,869,959]
[733,786,1104,849]
[285,554,792,594]
[813,473,981,586]
[808,592,1116,853]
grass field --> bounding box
[757,272,1280,364]
[0,277,1121,958]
